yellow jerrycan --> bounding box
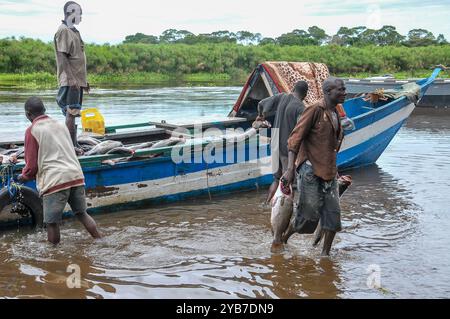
[81,108,105,135]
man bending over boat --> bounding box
[281,77,346,257]
[255,81,308,204]
[17,97,101,245]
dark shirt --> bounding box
[259,93,305,158]
[287,98,343,181]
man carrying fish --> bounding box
[282,77,346,257]
[255,81,309,204]
[17,97,101,245]
[54,1,89,154]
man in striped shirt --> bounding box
[18,97,101,245]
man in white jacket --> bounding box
[18,97,101,245]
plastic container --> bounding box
[80,108,105,135]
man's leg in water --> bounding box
[282,220,296,244]
[47,223,61,245]
[321,230,336,256]
[42,190,68,245]
[319,178,341,256]
[313,223,324,246]
[69,186,102,239]
[76,213,101,238]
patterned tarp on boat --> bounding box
[230,62,330,116]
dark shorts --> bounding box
[56,86,83,117]
[293,163,342,233]
[42,186,87,224]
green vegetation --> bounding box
[0,72,239,89]
[0,72,55,89]
[1,26,450,89]
[123,26,448,47]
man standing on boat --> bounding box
[255,81,308,204]
[17,97,101,245]
[54,1,89,154]
[281,77,345,257]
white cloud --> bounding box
[0,0,449,43]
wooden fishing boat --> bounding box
[0,63,445,228]
[344,77,450,108]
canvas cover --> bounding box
[230,62,330,117]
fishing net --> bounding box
[0,164,31,217]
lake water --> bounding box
[1,87,450,298]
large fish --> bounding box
[270,182,294,252]
[84,140,123,156]
[106,147,135,156]
[150,137,185,149]
[78,136,102,146]
[129,142,155,151]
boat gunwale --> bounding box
[1,133,268,172]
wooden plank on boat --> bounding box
[149,117,248,131]
[105,122,153,134]
[105,127,169,144]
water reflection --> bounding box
[0,87,241,142]
[338,164,419,252]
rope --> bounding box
[205,161,212,201]
[1,163,22,200]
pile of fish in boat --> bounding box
[78,135,186,165]
[1,125,264,166]
[0,136,186,166]
[0,147,24,165]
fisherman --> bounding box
[17,97,101,245]
[281,77,346,257]
[54,1,89,154]
[255,81,308,204]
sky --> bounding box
[0,0,449,44]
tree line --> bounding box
[2,37,450,78]
[124,26,448,47]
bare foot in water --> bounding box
[320,252,331,258]
[271,242,285,253]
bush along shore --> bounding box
[1,38,449,89]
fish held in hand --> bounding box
[270,181,294,252]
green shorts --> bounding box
[43,186,87,224]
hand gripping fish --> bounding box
[270,181,294,252]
